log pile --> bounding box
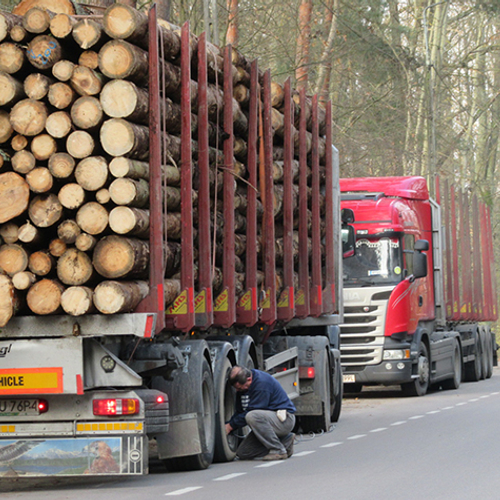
[0,3,328,328]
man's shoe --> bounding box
[261,452,287,461]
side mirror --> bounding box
[342,225,356,258]
[411,239,428,280]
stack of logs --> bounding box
[0,3,327,327]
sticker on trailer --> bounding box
[0,436,144,477]
[166,290,188,315]
[0,368,63,395]
[214,289,229,312]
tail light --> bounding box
[93,398,140,416]
[38,399,48,414]
[298,366,316,379]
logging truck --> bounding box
[339,176,498,396]
[0,3,344,477]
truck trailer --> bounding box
[0,4,344,477]
[339,176,497,396]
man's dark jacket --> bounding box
[228,369,296,430]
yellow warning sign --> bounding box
[260,290,271,309]
[214,289,228,312]
[277,290,289,308]
[0,368,63,395]
[295,289,305,306]
[195,290,206,314]
[238,290,252,311]
[167,290,188,315]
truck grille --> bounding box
[340,289,390,368]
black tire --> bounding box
[464,333,482,382]
[485,333,494,379]
[330,357,343,423]
[441,340,461,390]
[300,351,331,433]
[344,383,362,394]
[401,342,430,397]
[480,330,487,381]
[213,357,238,463]
[163,358,215,471]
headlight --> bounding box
[383,349,410,360]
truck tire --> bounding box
[300,351,331,433]
[465,333,482,382]
[485,332,494,379]
[441,339,461,390]
[330,356,343,423]
[401,342,429,397]
[213,357,238,463]
[344,383,362,394]
[163,358,215,471]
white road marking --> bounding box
[213,473,247,481]
[468,399,479,402]
[426,410,440,414]
[347,434,367,440]
[165,487,203,496]
[293,451,316,457]
[391,421,406,426]
[491,392,499,395]
[255,461,285,468]
[408,415,424,420]
[456,402,467,406]
[320,442,343,448]
[441,406,454,410]
[370,427,387,433]
[480,395,490,399]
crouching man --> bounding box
[225,366,296,461]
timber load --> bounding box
[0,4,338,333]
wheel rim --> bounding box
[417,353,429,387]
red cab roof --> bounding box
[340,176,429,201]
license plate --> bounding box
[0,399,40,417]
[343,374,356,383]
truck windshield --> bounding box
[343,236,403,286]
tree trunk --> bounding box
[26,166,54,192]
[109,156,149,179]
[48,152,74,178]
[45,110,72,138]
[0,172,30,223]
[74,156,108,191]
[0,110,13,143]
[10,25,28,43]
[98,39,149,86]
[58,182,86,209]
[0,243,29,275]
[71,95,103,129]
[52,59,75,82]
[57,219,81,244]
[49,238,67,257]
[26,278,65,315]
[93,279,149,314]
[13,0,76,16]
[226,0,239,45]
[100,118,149,159]
[0,274,19,327]
[75,232,96,252]
[22,7,52,34]
[0,13,22,43]
[76,201,109,235]
[0,73,24,107]
[28,193,63,227]
[70,65,106,96]
[56,247,93,285]
[61,285,94,315]
[0,42,26,74]
[66,130,95,158]
[26,35,63,70]
[79,50,99,69]
[11,134,28,151]
[164,279,181,306]
[12,150,36,174]
[72,19,105,50]
[49,13,76,39]
[100,79,148,123]
[109,206,149,237]
[30,134,57,160]
[28,249,55,276]
[95,188,110,204]
[295,0,312,90]
[12,270,36,290]
[10,99,48,136]
[93,235,149,279]
[48,81,75,109]
[166,212,181,239]
[0,223,19,244]
[108,177,149,207]
[24,72,54,100]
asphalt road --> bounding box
[4,369,500,499]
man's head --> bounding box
[229,366,252,391]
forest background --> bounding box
[1,0,500,327]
